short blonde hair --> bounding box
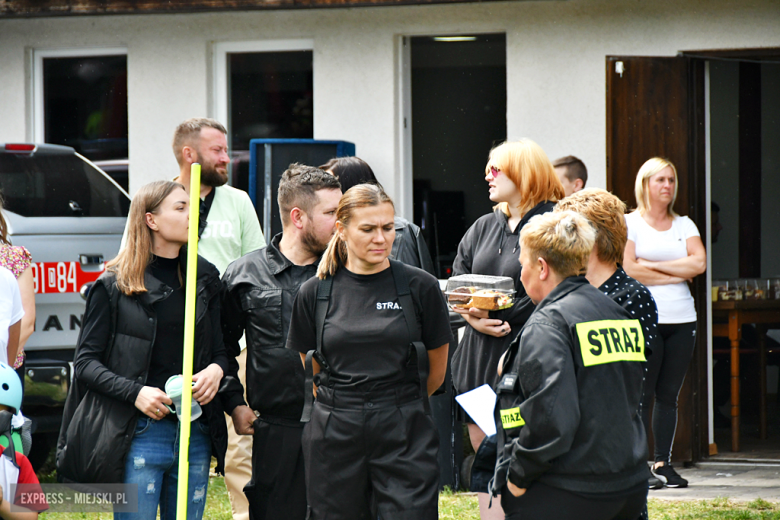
[486,139,565,216]
[520,211,595,278]
[634,157,678,217]
[555,188,627,266]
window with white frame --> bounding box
[33,48,128,162]
[213,40,314,191]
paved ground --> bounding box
[648,462,780,501]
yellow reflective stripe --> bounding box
[575,319,646,367]
[500,407,525,429]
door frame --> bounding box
[685,46,780,459]
[703,60,715,452]
[395,35,414,221]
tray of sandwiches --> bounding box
[445,274,515,311]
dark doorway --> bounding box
[708,57,780,461]
[410,34,506,278]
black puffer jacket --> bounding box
[492,277,649,496]
[57,252,242,483]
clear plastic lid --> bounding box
[444,274,515,311]
[444,274,515,294]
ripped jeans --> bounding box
[115,416,211,520]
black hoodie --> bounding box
[451,202,556,394]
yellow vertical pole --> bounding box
[176,163,201,520]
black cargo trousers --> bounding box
[302,384,439,520]
[244,416,307,520]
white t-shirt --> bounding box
[625,212,700,324]
[0,267,24,362]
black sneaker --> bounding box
[648,476,664,489]
[652,464,688,488]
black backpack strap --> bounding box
[301,276,333,423]
[389,260,431,416]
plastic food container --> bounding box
[716,280,743,301]
[444,274,515,311]
[743,279,768,301]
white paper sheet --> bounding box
[455,384,497,436]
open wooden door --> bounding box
[606,56,708,462]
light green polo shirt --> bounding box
[198,185,265,275]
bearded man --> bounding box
[171,117,265,520]
[221,164,342,520]
[171,118,265,274]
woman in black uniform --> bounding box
[451,139,563,517]
[492,211,649,520]
[286,183,453,520]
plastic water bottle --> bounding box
[164,375,202,422]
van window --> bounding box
[0,153,130,217]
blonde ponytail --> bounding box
[317,233,349,279]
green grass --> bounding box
[647,497,780,519]
[439,487,480,519]
[36,474,780,519]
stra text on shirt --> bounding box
[376,302,402,310]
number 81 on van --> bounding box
[31,262,105,294]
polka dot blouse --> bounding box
[598,267,661,357]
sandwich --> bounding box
[448,287,513,310]
[468,289,513,310]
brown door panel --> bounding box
[606,55,707,463]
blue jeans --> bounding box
[114,416,212,520]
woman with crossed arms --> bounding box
[623,158,706,488]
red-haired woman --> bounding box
[451,139,564,518]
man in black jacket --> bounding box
[221,164,341,520]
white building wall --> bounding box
[1,0,779,200]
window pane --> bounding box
[229,51,313,152]
[0,153,129,217]
[43,55,128,161]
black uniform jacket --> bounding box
[391,216,435,276]
[59,252,239,482]
[221,233,316,421]
[492,276,649,495]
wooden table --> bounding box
[712,299,780,452]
